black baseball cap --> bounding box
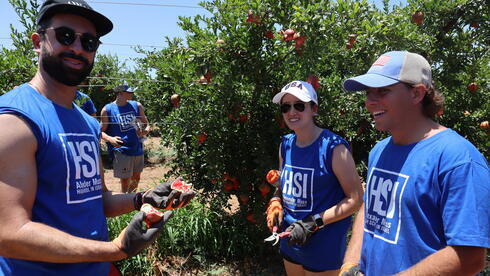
[114,85,137,93]
[36,0,113,37]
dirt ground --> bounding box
[103,137,171,192]
[103,137,241,213]
[104,163,170,192]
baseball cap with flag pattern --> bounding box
[343,51,432,92]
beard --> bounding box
[40,47,94,86]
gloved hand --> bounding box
[134,180,196,210]
[339,263,361,276]
[112,210,172,258]
[266,197,283,232]
[285,216,319,246]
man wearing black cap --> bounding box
[0,1,193,275]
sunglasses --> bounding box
[280,102,306,113]
[41,26,100,52]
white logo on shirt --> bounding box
[117,112,137,132]
[60,133,102,204]
[364,167,409,244]
[281,165,314,212]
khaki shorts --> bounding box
[113,151,144,179]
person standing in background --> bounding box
[101,84,150,193]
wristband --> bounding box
[313,213,324,228]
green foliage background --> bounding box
[133,0,489,210]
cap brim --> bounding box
[272,90,312,104]
[38,4,113,36]
[343,74,400,92]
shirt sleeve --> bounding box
[439,161,490,248]
[82,99,97,115]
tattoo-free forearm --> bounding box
[343,206,364,264]
[397,246,486,276]
[102,190,137,217]
[0,221,125,263]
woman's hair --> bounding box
[310,102,323,127]
[405,82,445,118]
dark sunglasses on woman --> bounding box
[40,26,100,53]
[280,102,306,113]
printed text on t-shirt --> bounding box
[364,167,409,244]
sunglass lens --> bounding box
[55,27,75,46]
[81,35,99,52]
[280,102,306,113]
[280,104,291,113]
[294,103,305,112]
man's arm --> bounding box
[100,106,122,146]
[99,156,136,217]
[342,205,364,265]
[0,114,125,262]
[397,246,486,276]
[136,102,150,136]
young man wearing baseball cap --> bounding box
[0,1,194,275]
[339,51,489,275]
[267,80,363,275]
[101,84,151,193]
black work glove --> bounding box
[285,216,319,246]
[134,181,196,210]
[113,211,173,258]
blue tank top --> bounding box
[280,129,350,223]
[0,84,109,276]
[103,101,143,156]
[279,129,352,266]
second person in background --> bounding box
[101,84,150,193]
[266,80,363,275]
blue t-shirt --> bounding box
[103,101,143,156]
[0,84,109,276]
[278,129,352,270]
[74,91,96,115]
[360,129,490,276]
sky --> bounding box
[0,0,404,68]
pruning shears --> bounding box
[264,225,290,246]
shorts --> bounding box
[281,252,326,272]
[279,221,348,272]
[113,151,144,178]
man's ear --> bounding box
[411,84,427,105]
[31,32,42,54]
